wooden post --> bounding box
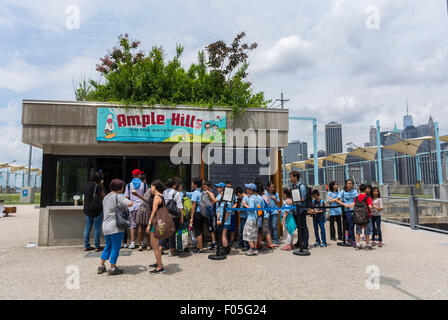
[271,149,284,237]
[200,147,205,181]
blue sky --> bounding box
[1,0,448,168]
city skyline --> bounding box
[2,1,448,166]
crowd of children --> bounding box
[84,169,384,275]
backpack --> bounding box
[353,196,370,225]
[298,183,313,210]
[84,182,102,217]
[127,182,147,197]
[153,197,176,240]
[183,196,192,219]
[199,191,213,218]
[165,190,181,219]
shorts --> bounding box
[355,219,372,236]
[243,219,258,242]
[260,218,270,236]
[193,212,205,237]
[206,208,217,233]
[129,210,138,229]
[224,214,237,232]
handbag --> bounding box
[153,196,176,240]
[115,194,131,229]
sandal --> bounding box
[281,245,292,251]
[94,247,103,252]
[84,247,95,252]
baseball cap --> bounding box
[244,183,257,191]
[132,169,144,176]
[215,182,226,188]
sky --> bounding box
[1,0,448,168]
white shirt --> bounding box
[163,188,183,209]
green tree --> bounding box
[75,33,269,117]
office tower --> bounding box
[369,126,377,146]
[285,140,308,163]
[325,122,343,155]
[403,98,413,129]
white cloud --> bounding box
[0,56,97,93]
[253,35,315,75]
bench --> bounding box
[2,207,17,217]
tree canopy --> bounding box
[75,33,269,117]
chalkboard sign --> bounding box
[208,148,271,189]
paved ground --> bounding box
[1,206,448,300]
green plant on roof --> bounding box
[75,33,270,117]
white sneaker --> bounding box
[128,242,136,249]
[122,243,128,248]
[356,243,362,250]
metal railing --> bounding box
[382,195,448,235]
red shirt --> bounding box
[356,194,373,218]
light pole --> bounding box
[27,145,32,186]
[289,117,319,186]
[376,120,384,185]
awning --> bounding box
[384,136,434,156]
[305,157,326,168]
[285,164,292,171]
[433,135,448,143]
[291,161,307,170]
[9,166,26,173]
[0,163,10,169]
[349,147,378,161]
[324,153,350,165]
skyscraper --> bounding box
[325,122,343,155]
[403,98,413,129]
[369,126,377,146]
[285,140,308,163]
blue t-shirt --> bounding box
[293,181,308,200]
[281,200,291,220]
[264,191,280,216]
[256,194,268,219]
[240,195,249,219]
[326,191,342,216]
[246,195,258,221]
[191,188,202,213]
[338,189,358,211]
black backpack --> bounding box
[353,196,370,225]
[166,191,181,219]
[298,183,313,210]
[84,182,102,217]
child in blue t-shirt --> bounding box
[311,189,327,248]
[281,189,296,251]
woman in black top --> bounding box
[83,172,105,252]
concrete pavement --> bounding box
[1,206,447,300]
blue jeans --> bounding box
[269,214,279,243]
[313,219,326,244]
[238,217,249,248]
[345,210,355,242]
[84,213,103,249]
[101,232,124,265]
[371,215,382,242]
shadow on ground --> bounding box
[380,276,423,300]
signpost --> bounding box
[209,186,234,261]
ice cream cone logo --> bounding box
[104,114,117,139]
